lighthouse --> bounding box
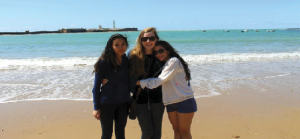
[113,20,115,31]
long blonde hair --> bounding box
[129,27,160,77]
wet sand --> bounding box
[1,87,300,139]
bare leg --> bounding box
[178,112,194,139]
[168,111,181,139]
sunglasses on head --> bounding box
[154,49,166,55]
[141,37,156,42]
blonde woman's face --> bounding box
[141,31,157,51]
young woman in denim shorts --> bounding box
[137,40,197,139]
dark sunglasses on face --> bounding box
[141,37,156,42]
[154,49,166,55]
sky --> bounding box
[0,0,299,31]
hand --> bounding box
[102,79,108,86]
[93,110,100,120]
[136,80,141,85]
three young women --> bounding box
[137,40,197,139]
[92,29,196,139]
[92,34,130,139]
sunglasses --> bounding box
[154,49,166,55]
[141,37,156,42]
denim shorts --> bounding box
[166,98,197,113]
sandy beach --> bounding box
[1,1,300,138]
[1,86,299,139]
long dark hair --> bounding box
[155,40,191,80]
[93,34,128,73]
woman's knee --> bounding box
[172,125,180,133]
[179,127,190,135]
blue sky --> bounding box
[0,0,299,31]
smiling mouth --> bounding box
[157,55,164,59]
[118,50,126,53]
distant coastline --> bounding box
[0,27,138,35]
[286,28,300,30]
[1,27,299,35]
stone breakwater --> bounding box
[0,28,138,35]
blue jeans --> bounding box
[137,103,165,139]
[100,103,129,139]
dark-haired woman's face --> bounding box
[112,38,127,57]
[154,45,170,62]
[142,31,157,51]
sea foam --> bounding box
[1,51,300,69]
[182,51,300,63]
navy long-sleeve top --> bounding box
[92,54,130,110]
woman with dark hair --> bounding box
[128,27,165,139]
[92,34,130,139]
[137,40,197,139]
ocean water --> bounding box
[1,30,300,103]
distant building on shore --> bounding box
[59,28,86,33]
[114,28,138,31]
[113,20,115,31]
[87,24,138,32]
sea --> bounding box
[1,29,300,103]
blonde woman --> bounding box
[129,27,165,139]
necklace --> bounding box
[152,64,163,77]
[116,57,122,65]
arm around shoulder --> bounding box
[140,57,181,89]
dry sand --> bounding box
[1,87,300,139]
